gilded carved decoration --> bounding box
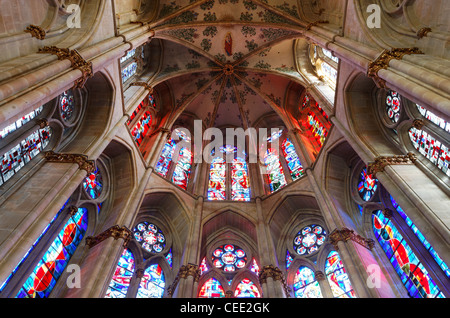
[413,119,425,130]
[258,265,291,297]
[85,225,132,249]
[329,228,375,251]
[44,151,96,175]
[417,27,432,39]
[38,46,93,88]
[68,205,79,216]
[25,24,46,40]
[36,118,49,129]
[130,81,154,93]
[367,47,424,88]
[367,153,417,176]
[167,263,201,297]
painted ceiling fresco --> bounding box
[150,0,309,128]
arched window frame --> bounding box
[126,92,158,148]
[309,44,339,88]
[120,45,147,88]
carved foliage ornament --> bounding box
[367,153,417,176]
[85,225,132,249]
[329,228,375,251]
[44,151,96,175]
[367,48,424,88]
[38,46,93,88]
[258,265,291,297]
[167,263,200,296]
[25,24,46,40]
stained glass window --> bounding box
[122,62,137,83]
[0,105,44,140]
[386,90,401,123]
[165,248,173,268]
[120,49,136,64]
[155,139,176,177]
[127,102,144,126]
[409,127,449,176]
[321,61,337,83]
[133,222,166,254]
[322,49,339,63]
[130,110,152,146]
[231,157,250,201]
[306,111,328,147]
[105,249,135,298]
[286,250,293,269]
[59,90,75,122]
[250,258,260,274]
[302,94,310,109]
[200,257,209,275]
[372,210,444,298]
[293,225,326,256]
[171,147,193,190]
[136,264,165,298]
[358,168,378,201]
[390,196,450,278]
[83,167,103,199]
[198,278,225,298]
[16,208,88,298]
[264,148,287,193]
[207,157,226,201]
[325,251,356,298]
[417,104,450,133]
[282,138,304,180]
[234,278,261,298]
[1,126,52,187]
[293,267,323,298]
[211,244,247,272]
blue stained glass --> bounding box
[282,138,304,180]
[137,264,165,298]
[234,278,261,298]
[286,250,293,269]
[83,167,103,199]
[390,196,450,278]
[325,251,356,298]
[155,139,176,177]
[105,249,135,298]
[264,148,287,193]
[121,62,137,83]
[199,278,225,298]
[171,147,193,190]
[357,168,378,201]
[294,267,323,298]
[165,248,173,268]
[231,157,251,201]
[207,157,226,201]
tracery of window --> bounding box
[325,251,356,298]
[198,278,225,298]
[200,257,209,275]
[409,127,449,176]
[372,210,444,298]
[293,225,327,256]
[212,244,247,272]
[83,166,103,200]
[136,264,165,298]
[293,267,323,298]
[0,105,43,140]
[389,196,450,280]
[310,45,339,86]
[357,167,378,202]
[385,90,401,124]
[133,222,166,254]
[15,207,88,298]
[59,90,75,122]
[0,126,52,187]
[105,249,135,298]
[234,278,261,298]
[250,258,260,274]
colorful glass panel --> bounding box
[59,90,75,122]
[165,248,173,268]
[1,106,44,140]
[293,267,323,298]
[234,278,261,298]
[155,139,176,177]
[322,48,339,63]
[198,278,225,298]
[136,264,165,298]
[282,138,304,180]
[306,112,328,147]
[83,167,103,199]
[16,208,88,298]
[357,168,378,201]
[1,126,52,187]
[264,148,287,193]
[302,95,310,109]
[133,222,166,254]
[130,110,152,146]
[409,127,449,176]
[386,90,401,123]
[171,147,193,190]
[321,61,337,83]
[200,257,209,275]
[207,157,226,201]
[286,250,293,269]
[325,251,356,298]
[211,244,247,272]
[293,225,326,256]
[417,104,450,133]
[120,49,136,64]
[231,157,250,201]
[121,62,137,83]
[105,249,135,298]
[372,211,444,298]
[250,258,260,274]
[390,196,450,278]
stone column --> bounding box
[258,265,289,298]
[315,270,334,298]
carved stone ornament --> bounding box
[44,151,96,174]
[367,153,417,176]
[135,268,145,279]
[68,205,79,216]
[167,263,201,296]
[38,46,93,88]
[315,271,326,281]
[130,81,153,93]
[417,27,432,39]
[382,208,394,219]
[367,47,424,88]
[25,24,46,40]
[329,228,375,251]
[258,265,291,297]
[413,119,425,130]
[306,20,329,31]
[36,118,49,129]
[85,225,132,249]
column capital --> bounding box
[25,24,46,40]
[367,153,417,176]
[258,265,291,297]
[44,151,96,175]
[314,271,326,281]
[85,225,133,249]
[329,227,375,251]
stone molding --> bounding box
[329,228,375,251]
[367,47,423,88]
[306,20,329,31]
[44,151,96,174]
[25,24,46,40]
[367,153,417,176]
[314,271,326,281]
[38,46,93,88]
[85,225,132,249]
